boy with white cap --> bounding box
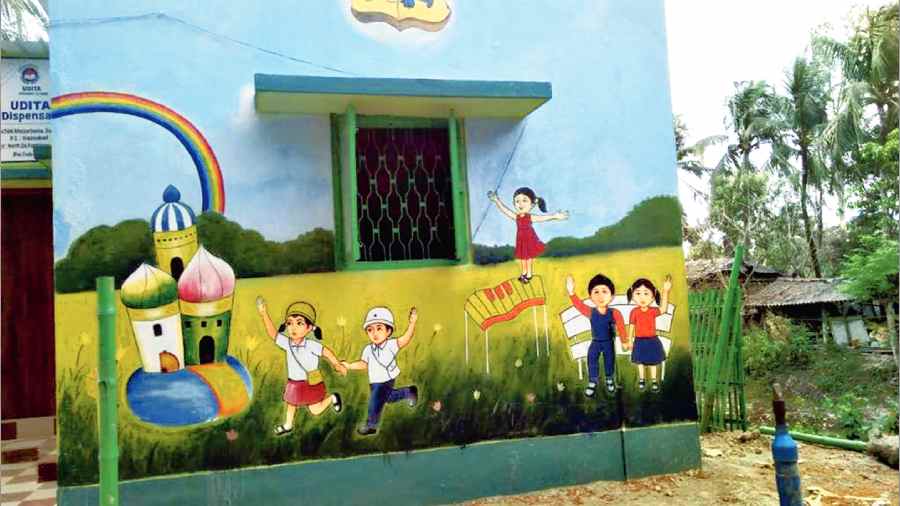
[342,306,419,435]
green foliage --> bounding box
[716,81,787,174]
[822,393,871,441]
[708,170,772,249]
[743,317,814,378]
[54,214,335,293]
[473,244,515,265]
[474,196,682,264]
[196,213,335,278]
[57,340,701,486]
[1,0,48,41]
[673,115,725,176]
[880,401,899,435]
[743,327,783,377]
[54,220,155,293]
[814,3,899,143]
[847,129,900,238]
[840,232,899,302]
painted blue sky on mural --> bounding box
[50,1,677,257]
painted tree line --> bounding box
[677,3,899,362]
[54,215,335,293]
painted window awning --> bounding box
[254,74,551,118]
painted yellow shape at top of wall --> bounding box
[351,0,451,32]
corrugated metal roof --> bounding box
[744,277,854,307]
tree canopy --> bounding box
[54,214,335,293]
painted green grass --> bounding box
[55,247,696,486]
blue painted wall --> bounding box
[49,2,697,494]
[50,1,676,254]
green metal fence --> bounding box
[689,249,748,432]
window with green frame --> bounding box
[330,107,472,271]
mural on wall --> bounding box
[350,0,451,32]
[486,188,569,283]
[51,92,225,213]
[51,1,696,489]
[123,186,253,427]
[256,299,347,436]
[561,273,677,396]
[463,276,550,375]
[342,306,420,436]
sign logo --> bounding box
[20,65,39,84]
[351,0,451,32]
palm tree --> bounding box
[782,56,830,277]
[715,81,790,176]
[673,115,726,177]
[1,0,48,41]
[815,4,899,146]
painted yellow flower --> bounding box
[433,323,443,333]
[336,316,347,328]
[514,358,523,368]
[556,382,566,392]
[472,389,481,401]
[246,335,260,352]
[84,369,98,399]
[79,332,91,346]
[526,392,536,404]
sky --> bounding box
[665,0,887,229]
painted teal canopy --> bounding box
[254,74,552,118]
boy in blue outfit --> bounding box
[566,273,629,396]
[342,306,419,435]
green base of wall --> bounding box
[59,423,698,505]
[623,422,701,479]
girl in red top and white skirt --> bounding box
[487,187,569,284]
[627,276,672,394]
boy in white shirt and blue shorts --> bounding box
[343,306,419,436]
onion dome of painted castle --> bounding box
[177,246,235,303]
[121,264,178,309]
[151,185,196,233]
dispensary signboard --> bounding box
[1,58,51,162]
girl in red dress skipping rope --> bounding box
[488,187,568,283]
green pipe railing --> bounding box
[97,276,119,505]
[759,426,868,452]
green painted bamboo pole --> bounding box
[97,276,119,506]
[701,245,745,431]
[734,290,748,431]
[759,427,868,452]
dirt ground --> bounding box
[461,432,899,506]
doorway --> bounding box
[170,257,185,280]
[1,188,56,419]
[199,336,215,364]
[159,351,180,372]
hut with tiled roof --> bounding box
[121,263,185,373]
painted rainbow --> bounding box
[51,92,225,214]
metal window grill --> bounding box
[355,127,456,262]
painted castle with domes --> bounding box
[122,185,235,373]
[123,186,251,427]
